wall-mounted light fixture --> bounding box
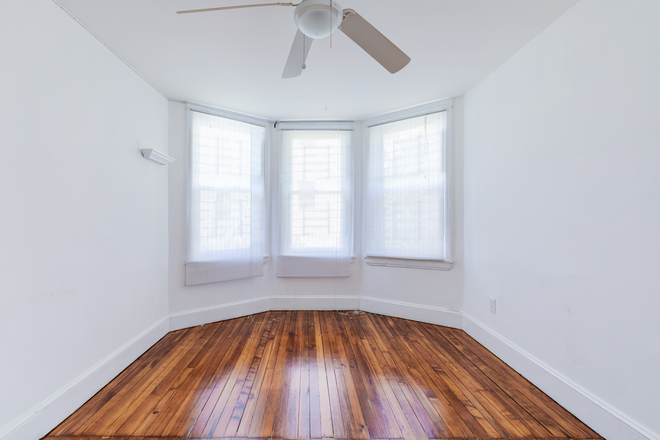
[141,149,174,165]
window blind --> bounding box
[278,129,353,277]
[365,111,448,262]
[186,110,266,286]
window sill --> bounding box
[276,255,355,263]
[364,256,452,271]
[186,256,270,265]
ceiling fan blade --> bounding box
[339,9,410,74]
[282,30,314,79]
[177,2,293,15]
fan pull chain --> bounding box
[330,0,332,49]
[302,35,306,69]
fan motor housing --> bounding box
[294,0,343,39]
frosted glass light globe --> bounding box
[294,0,343,39]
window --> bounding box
[277,125,353,277]
[186,109,266,285]
[364,105,452,270]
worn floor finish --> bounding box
[45,311,601,440]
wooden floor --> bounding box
[45,311,601,440]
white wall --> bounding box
[168,99,464,328]
[463,0,660,438]
[0,1,170,438]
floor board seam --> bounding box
[45,312,602,440]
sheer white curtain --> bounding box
[186,110,265,286]
[365,111,449,263]
[278,128,353,277]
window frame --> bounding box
[363,99,453,270]
[185,103,272,266]
[274,120,356,276]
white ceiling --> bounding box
[57,0,579,120]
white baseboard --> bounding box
[360,296,463,329]
[169,297,270,331]
[462,314,658,440]
[169,295,361,331]
[268,295,360,311]
[0,315,169,440]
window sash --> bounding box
[365,109,450,264]
[278,129,354,277]
[186,109,266,285]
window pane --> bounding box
[187,110,265,285]
[365,112,447,260]
[279,130,353,259]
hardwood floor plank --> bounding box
[51,330,185,436]
[44,437,606,440]
[300,311,313,439]
[45,311,602,440]
[308,312,323,439]
[78,327,206,435]
[335,314,386,439]
[115,321,236,437]
[318,312,347,439]
[235,314,283,437]
[340,314,402,439]
[398,322,504,438]
[394,318,505,438]
[172,318,247,437]
[360,315,430,440]
[223,314,275,437]
[256,311,293,438]
[389,317,490,439]
[198,316,260,437]
[312,311,334,438]
[412,322,526,438]
[436,326,566,436]
[323,312,370,439]
[272,311,299,438]
[282,311,302,439]
[208,315,271,437]
[369,315,449,439]
[243,312,286,437]
[187,317,258,437]
[424,324,553,438]
[389,317,480,439]
[117,323,228,437]
[166,317,254,437]
[445,327,598,439]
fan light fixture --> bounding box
[294,0,342,39]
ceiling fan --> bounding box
[177,0,411,78]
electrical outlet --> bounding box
[490,297,497,314]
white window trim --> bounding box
[362,99,453,270]
[185,103,273,266]
[364,256,452,271]
[276,120,355,131]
